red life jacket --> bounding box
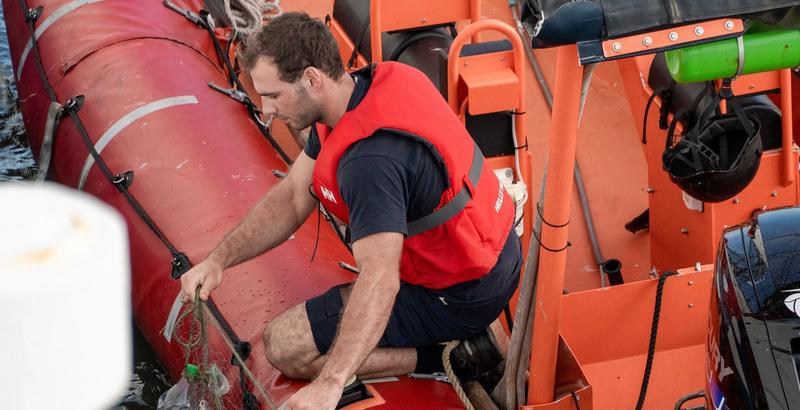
[312,62,514,289]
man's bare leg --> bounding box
[263,302,416,380]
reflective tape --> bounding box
[77,95,199,190]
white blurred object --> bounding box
[0,182,131,409]
[495,168,528,237]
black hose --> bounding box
[674,390,706,410]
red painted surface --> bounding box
[3,0,461,407]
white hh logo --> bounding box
[320,185,337,204]
[783,289,800,317]
[494,184,504,213]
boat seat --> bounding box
[647,53,783,150]
[520,0,800,48]
[332,0,453,67]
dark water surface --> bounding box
[0,3,171,407]
[0,2,35,180]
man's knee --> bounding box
[262,304,319,379]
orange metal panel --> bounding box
[559,268,712,409]
[461,68,519,114]
[379,0,471,32]
[731,71,780,95]
[603,19,744,58]
[523,336,593,410]
[618,56,800,273]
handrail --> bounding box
[446,19,527,148]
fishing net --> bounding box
[166,292,279,410]
[169,299,237,409]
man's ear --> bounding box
[303,66,323,91]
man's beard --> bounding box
[291,84,323,131]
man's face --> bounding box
[250,58,322,131]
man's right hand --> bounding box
[180,259,224,303]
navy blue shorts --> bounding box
[305,230,522,354]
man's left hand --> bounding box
[282,378,343,410]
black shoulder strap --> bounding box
[407,144,484,237]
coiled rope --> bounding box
[223,0,283,36]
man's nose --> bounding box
[261,98,277,116]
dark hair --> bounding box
[240,12,344,82]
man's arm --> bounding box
[284,231,403,409]
[180,151,318,301]
[318,231,403,383]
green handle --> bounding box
[665,24,800,83]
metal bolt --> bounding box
[724,20,735,31]
[688,280,695,286]
[732,198,740,204]
[642,36,653,46]
[646,187,656,193]
[695,26,705,36]
[421,17,428,24]
[612,42,622,52]
[668,32,678,41]
[771,191,778,197]
[688,303,695,308]
[681,227,689,234]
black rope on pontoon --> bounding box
[163,0,293,165]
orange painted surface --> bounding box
[12,0,798,407]
[602,19,744,59]
[199,1,800,407]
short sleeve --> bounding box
[337,152,410,242]
[304,125,321,160]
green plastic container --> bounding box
[665,24,800,83]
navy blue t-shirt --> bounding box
[304,70,449,242]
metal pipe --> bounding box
[513,7,605,284]
[528,44,583,404]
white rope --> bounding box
[223,0,283,36]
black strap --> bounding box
[348,22,371,68]
[719,79,755,136]
[407,144,483,237]
[164,2,293,165]
[664,83,715,150]
[641,91,659,145]
[536,203,569,228]
[531,225,571,253]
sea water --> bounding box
[0,1,35,180]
